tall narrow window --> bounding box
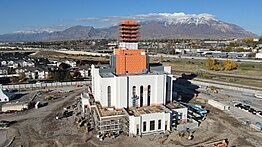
[107,86,111,107]
[140,86,143,107]
[166,82,170,103]
[158,120,161,130]
[147,85,151,106]
[136,124,139,135]
[143,121,146,132]
[150,120,155,131]
[132,86,136,96]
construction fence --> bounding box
[0,80,91,90]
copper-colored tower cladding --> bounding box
[119,20,139,42]
[114,20,147,75]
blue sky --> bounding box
[0,0,261,35]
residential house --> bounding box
[0,66,9,75]
[1,61,7,66]
[15,67,49,80]
[78,65,91,78]
[65,60,77,67]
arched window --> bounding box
[132,86,136,96]
[107,86,111,107]
[140,86,143,107]
[147,85,151,106]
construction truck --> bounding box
[0,120,10,128]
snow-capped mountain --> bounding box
[14,29,55,34]
[13,26,70,34]
[0,13,257,42]
[137,13,217,26]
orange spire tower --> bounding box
[112,20,147,75]
[119,20,139,42]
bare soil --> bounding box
[1,89,262,147]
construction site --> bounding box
[0,19,262,147]
[1,85,262,146]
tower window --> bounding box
[147,85,151,106]
[140,86,143,107]
[132,86,136,96]
[107,86,111,107]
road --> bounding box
[150,54,262,63]
[190,78,262,94]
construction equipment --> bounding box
[44,95,54,101]
[198,139,228,147]
[206,86,218,93]
[178,130,194,140]
[0,120,10,128]
[179,102,207,117]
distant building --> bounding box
[15,67,49,80]
[78,65,91,78]
[200,41,227,47]
[255,52,262,59]
[0,66,9,75]
[1,101,29,112]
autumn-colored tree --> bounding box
[19,72,26,81]
[70,70,81,78]
[224,60,238,71]
[10,76,18,83]
[160,55,164,62]
[205,58,220,71]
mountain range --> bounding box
[0,13,257,42]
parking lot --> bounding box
[198,87,262,130]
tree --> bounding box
[18,72,26,81]
[59,63,71,70]
[10,76,18,83]
[224,60,238,71]
[70,70,81,78]
[159,55,164,62]
[205,58,220,71]
[50,70,71,82]
[169,49,176,55]
[235,48,246,52]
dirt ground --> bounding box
[1,88,262,147]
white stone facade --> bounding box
[91,65,173,109]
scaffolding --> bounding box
[89,104,129,134]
